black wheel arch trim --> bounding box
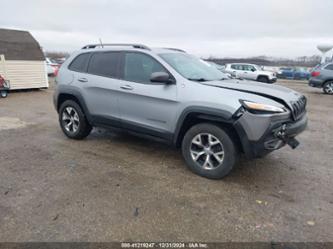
[257,75,269,81]
[323,79,333,85]
[56,86,93,124]
[173,106,235,146]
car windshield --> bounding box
[159,53,228,81]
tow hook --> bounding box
[286,137,300,149]
[274,124,299,149]
[274,124,287,138]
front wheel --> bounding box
[257,76,269,83]
[181,123,239,179]
[59,100,92,139]
[323,81,333,95]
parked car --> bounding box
[224,63,277,83]
[277,67,310,80]
[53,57,67,65]
[308,62,333,94]
[46,57,60,76]
[54,44,307,179]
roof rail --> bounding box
[163,47,186,53]
[81,43,151,50]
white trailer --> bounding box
[0,28,48,90]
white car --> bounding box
[46,57,59,76]
[206,61,232,78]
[224,63,277,83]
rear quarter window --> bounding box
[68,53,91,72]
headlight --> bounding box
[241,100,286,113]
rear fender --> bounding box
[56,85,93,124]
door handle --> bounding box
[78,78,88,83]
[120,85,133,90]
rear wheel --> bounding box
[323,81,333,94]
[181,123,238,179]
[0,90,7,98]
[257,76,269,83]
[59,100,92,139]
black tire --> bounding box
[1,90,7,98]
[257,76,269,83]
[59,100,92,139]
[323,81,333,95]
[181,123,239,179]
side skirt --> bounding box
[92,115,174,145]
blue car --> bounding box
[277,67,310,80]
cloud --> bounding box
[1,0,333,57]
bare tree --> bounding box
[45,51,70,59]
[206,55,321,67]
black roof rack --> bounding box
[81,43,150,50]
[163,48,186,53]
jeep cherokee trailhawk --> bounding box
[54,44,307,179]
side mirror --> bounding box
[150,72,174,84]
[251,68,256,72]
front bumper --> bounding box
[234,111,307,158]
[269,77,277,83]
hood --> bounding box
[202,79,303,109]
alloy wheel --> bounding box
[324,82,333,94]
[62,106,80,133]
[190,133,225,170]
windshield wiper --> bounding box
[187,78,210,82]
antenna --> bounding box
[99,38,104,48]
[317,44,333,64]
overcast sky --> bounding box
[1,0,333,58]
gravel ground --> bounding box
[0,79,332,242]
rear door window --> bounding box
[231,64,242,70]
[68,53,91,72]
[87,52,121,78]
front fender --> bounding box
[173,106,234,146]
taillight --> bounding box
[54,67,59,76]
[311,71,320,77]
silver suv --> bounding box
[309,62,333,94]
[54,44,307,179]
[224,63,277,83]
